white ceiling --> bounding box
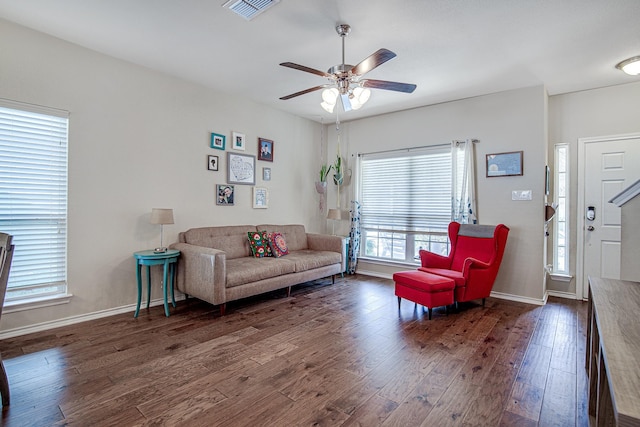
[1,0,639,123]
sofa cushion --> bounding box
[182,225,254,259]
[268,232,289,257]
[256,224,308,251]
[285,250,341,272]
[225,257,296,288]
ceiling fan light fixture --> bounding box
[349,87,371,110]
[320,101,335,113]
[616,56,640,75]
[353,87,371,104]
[322,88,339,104]
[279,24,416,113]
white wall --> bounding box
[325,86,548,302]
[548,81,640,294]
[0,19,323,332]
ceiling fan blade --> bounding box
[279,62,332,78]
[350,48,397,76]
[340,93,352,112]
[279,85,327,100]
[363,79,417,93]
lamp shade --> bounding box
[327,208,342,220]
[150,208,174,225]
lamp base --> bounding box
[154,247,168,253]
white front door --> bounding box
[578,134,640,299]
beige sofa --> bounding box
[170,224,345,314]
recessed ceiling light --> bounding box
[616,56,640,76]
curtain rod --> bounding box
[357,139,479,157]
[454,139,480,146]
[357,142,450,157]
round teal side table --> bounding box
[133,249,180,317]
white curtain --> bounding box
[452,139,477,224]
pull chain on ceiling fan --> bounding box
[279,24,417,113]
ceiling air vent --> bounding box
[223,0,280,21]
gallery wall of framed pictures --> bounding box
[208,130,274,208]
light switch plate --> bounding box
[512,190,532,201]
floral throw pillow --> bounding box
[268,232,289,258]
[247,231,268,258]
[260,230,273,257]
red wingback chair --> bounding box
[418,222,509,305]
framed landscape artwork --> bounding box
[486,151,523,177]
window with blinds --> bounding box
[0,101,68,302]
[359,145,452,263]
[554,144,569,274]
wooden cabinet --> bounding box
[586,277,640,426]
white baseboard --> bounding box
[546,290,580,300]
[0,295,186,340]
[489,290,547,306]
[355,269,393,280]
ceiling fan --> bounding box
[279,24,417,113]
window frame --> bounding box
[553,143,569,275]
[357,144,453,265]
[0,99,70,307]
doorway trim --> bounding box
[576,132,640,300]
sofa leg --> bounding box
[482,298,486,307]
[332,274,335,284]
[397,296,401,310]
[286,286,291,298]
[219,303,226,316]
[428,307,433,320]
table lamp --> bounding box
[150,208,174,253]
[327,208,342,236]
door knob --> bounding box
[587,226,595,231]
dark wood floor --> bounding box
[0,274,588,426]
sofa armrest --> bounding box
[307,233,345,271]
[170,242,227,306]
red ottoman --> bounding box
[393,270,456,320]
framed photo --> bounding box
[486,151,523,177]
[207,155,219,171]
[210,133,225,150]
[253,187,269,208]
[257,137,274,162]
[232,131,246,151]
[216,184,234,205]
[262,167,271,181]
[227,152,255,185]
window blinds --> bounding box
[0,102,68,291]
[359,145,452,232]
